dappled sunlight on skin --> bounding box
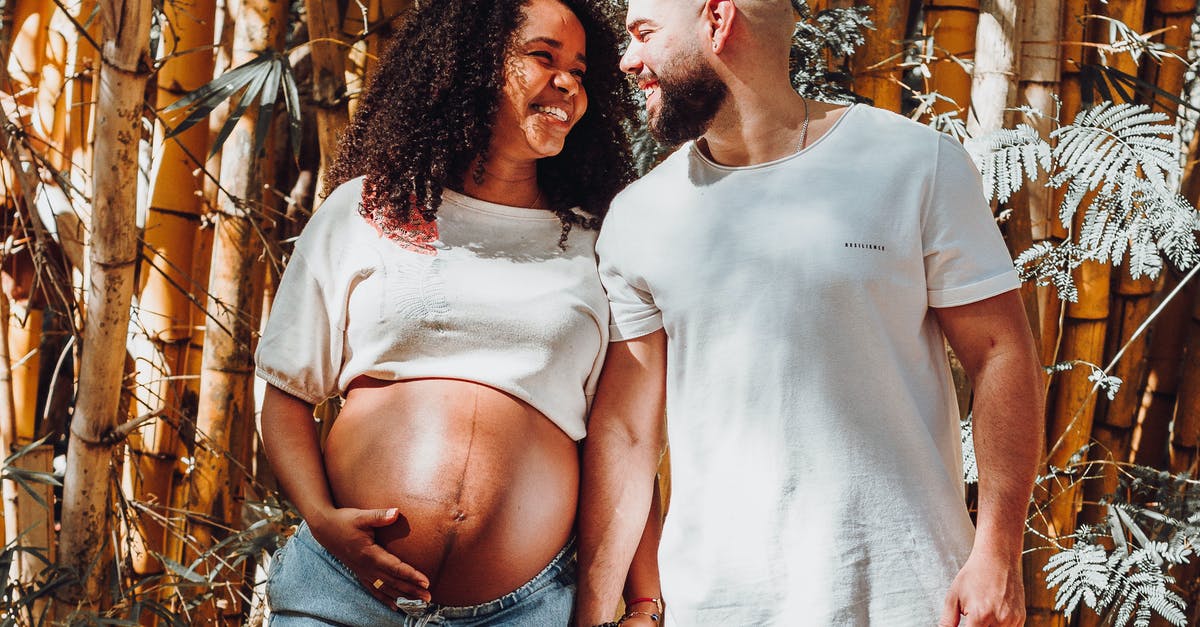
[487,0,589,170]
[324,378,580,605]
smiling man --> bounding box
[574,1,1045,626]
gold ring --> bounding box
[372,578,384,590]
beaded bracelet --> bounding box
[620,609,661,623]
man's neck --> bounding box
[699,85,811,167]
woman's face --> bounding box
[490,0,589,162]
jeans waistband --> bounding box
[429,537,575,619]
[294,521,575,620]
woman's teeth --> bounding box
[532,104,569,122]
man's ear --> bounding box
[704,0,737,54]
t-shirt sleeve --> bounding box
[596,218,664,341]
[922,133,1022,308]
[254,248,345,404]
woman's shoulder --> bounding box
[290,177,378,265]
[298,177,371,238]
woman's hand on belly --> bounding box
[308,505,433,606]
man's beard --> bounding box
[648,56,727,147]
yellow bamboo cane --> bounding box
[126,0,217,587]
[1125,0,1195,472]
[1016,0,1064,358]
[1130,269,1192,469]
[304,0,350,196]
[924,0,978,116]
[1171,284,1200,476]
[0,283,54,621]
[850,0,911,112]
[1083,0,1191,546]
[184,0,284,618]
[55,0,152,609]
[1022,7,1091,624]
[341,0,371,119]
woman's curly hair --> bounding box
[326,0,637,242]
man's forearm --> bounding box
[969,342,1045,557]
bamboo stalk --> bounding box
[1021,18,1104,596]
[1127,0,1196,475]
[185,0,284,617]
[1027,262,1112,627]
[1014,0,1065,364]
[1071,9,1153,627]
[970,0,1044,347]
[32,29,66,170]
[968,0,1018,134]
[303,0,349,195]
[1170,287,1200,475]
[924,0,979,116]
[8,304,41,442]
[0,289,54,621]
[55,0,152,608]
[850,0,912,111]
[1108,0,1195,473]
[1138,0,1193,114]
[7,0,57,105]
[126,0,216,583]
[59,0,101,179]
[43,0,103,176]
[341,0,371,118]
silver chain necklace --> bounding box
[798,97,811,152]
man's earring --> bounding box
[712,41,718,51]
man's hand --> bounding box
[308,507,432,608]
[938,550,1025,627]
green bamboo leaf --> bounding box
[162,51,272,113]
[3,433,53,465]
[252,59,283,160]
[163,53,276,140]
[151,551,207,584]
[207,64,271,160]
[9,473,48,509]
[2,466,62,487]
[281,56,304,161]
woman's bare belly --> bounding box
[323,377,579,605]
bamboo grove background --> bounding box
[0,0,1197,624]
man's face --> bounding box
[620,0,728,146]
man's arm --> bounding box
[576,330,668,626]
[934,290,1045,627]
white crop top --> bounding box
[255,177,609,440]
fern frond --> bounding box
[1050,103,1178,194]
[1067,173,1199,281]
[1016,241,1085,301]
[1058,178,1090,226]
[1045,543,1109,614]
[966,125,1052,203]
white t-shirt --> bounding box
[256,177,609,440]
[597,104,1021,625]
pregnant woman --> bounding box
[255,0,645,624]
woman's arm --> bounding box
[259,384,431,605]
[620,479,665,625]
[576,330,668,625]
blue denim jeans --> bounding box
[267,522,576,626]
